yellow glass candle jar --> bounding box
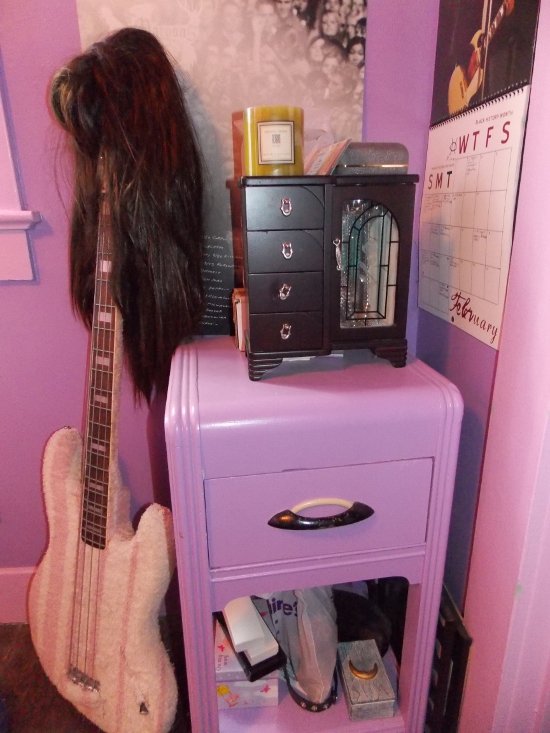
[242,106,304,176]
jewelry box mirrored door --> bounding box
[327,179,417,367]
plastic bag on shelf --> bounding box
[262,586,338,709]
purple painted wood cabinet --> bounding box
[164,337,463,733]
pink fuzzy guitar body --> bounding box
[28,200,178,733]
[28,428,177,733]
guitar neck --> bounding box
[487,0,509,46]
[466,0,510,84]
[81,201,121,549]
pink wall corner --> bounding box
[0,0,160,586]
[363,0,441,355]
[459,1,550,729]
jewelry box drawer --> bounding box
[248,312,323,351]
[248,272,323,313]
[205,459,433,569]
[245,185,324,230]
[246,230,323,273]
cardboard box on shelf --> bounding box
[214,620,279,709]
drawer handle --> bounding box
[280,323,292,340]
[333,238,342,271]
[281,242,293,259]
[278,283,292,300]
[280,198,292,216]
[267,497,374,530]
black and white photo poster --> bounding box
[76,0,367,332]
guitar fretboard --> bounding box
[487,0,509,45]
[81,209,117,550]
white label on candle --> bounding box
[257,121,294,165]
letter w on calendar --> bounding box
[418,86,529,348]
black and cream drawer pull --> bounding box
[268,497,375,530]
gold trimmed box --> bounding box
[337,640,396,721]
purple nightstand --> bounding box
[165,337,463,733]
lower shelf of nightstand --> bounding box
[218,649,403,733]
[219,688,405,733]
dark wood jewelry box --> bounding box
[229,175,418,380]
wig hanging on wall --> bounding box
[50,27,204,402]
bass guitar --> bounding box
[29,194,178,733]
[448,0,514,115]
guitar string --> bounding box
[69,533,84,672]
[70,211,104,679]
[69,190,114,683]
[90,264,113,681]
[88,197,112,682]
[69,280,100,676]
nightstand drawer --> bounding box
[248,272,323,313]
[245,185,324,230]
[248,311,323,351]
[205,458,433,569]
[247,230,323,273]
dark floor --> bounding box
[0,617,191,733]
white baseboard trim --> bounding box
[0,566,35,623]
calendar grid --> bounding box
[418,87,529,348]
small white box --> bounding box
[223,596,265,653]
[214,621,279,709]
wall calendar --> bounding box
[418,85,529,348]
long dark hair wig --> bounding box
[50,27,204,402]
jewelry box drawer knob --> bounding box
[278,284,292,300]
[280,323,292,340]
[281,242,293,259]
[280,198,292,216]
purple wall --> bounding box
[364,0,495,607]
[417,312,496,605]
[4,3,546,723]
[0,0,444,575]
[0,0,494,623]
[0,0,163,570]
[364,0,441,355]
